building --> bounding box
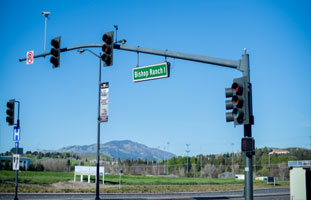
[235,174,245,180]
[268,150,289,155]
[0,156,31,170]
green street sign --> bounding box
[133,62,170,82]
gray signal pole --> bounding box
[241,52,254,200]
[77,49,102,200]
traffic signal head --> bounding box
[101,31,114,66]
[241,137,255,154]
[50,36,61,68]
[225,76,249,126]
[6,99,15,126]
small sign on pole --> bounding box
[13,126,20,142]
[99,82,109,122]
[26,50,34,65]
[12,154,20,171]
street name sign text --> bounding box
[133,62,170,82]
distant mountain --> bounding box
[57,140,175,161]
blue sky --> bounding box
[0,0,310,156]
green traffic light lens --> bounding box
[233,109,240,117]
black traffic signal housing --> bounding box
[6,99,15,126]
[102,31,114,66]
[50,36,61,68]
[241,137,255,155]
[225,76,250,126]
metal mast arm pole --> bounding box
[19,43,242,71]
[18,44,103,62]
[114,44,241,69]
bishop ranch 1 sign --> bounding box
[133,62,170,82]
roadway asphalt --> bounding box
[0,187,289,200]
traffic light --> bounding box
[225,76,249,126]
[6,99,15,126]
[50,36,61,68]
[241,137,255,154]
[102,31,114,66]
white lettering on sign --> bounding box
[134,71,149,79]
[149,67,163,75]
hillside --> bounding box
[57,140,175,161]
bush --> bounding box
[41,159,68,172]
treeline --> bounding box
[107,147,311,180]
[1,147,310,180]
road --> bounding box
[0,187,289,200]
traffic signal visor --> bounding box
[225,77,247,125]
[6,100,15,126]
[50,36,61,68]
[102,31,114,66]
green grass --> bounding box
[0,170,289,193]
[104,174,247,185]
[0,170,289,186]
[0,170,73,184]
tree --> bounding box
[67,159,71,172]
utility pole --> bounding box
[186,144,190,174]
[231,143,234,177]
[268,152,271,175]
[157,146,160,176]
[200,145,203,174]
[166,142,170,174]
[163,146,166,175]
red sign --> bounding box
[26,51,34,65]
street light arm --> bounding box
[81,49,101,59]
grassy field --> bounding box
[0,170,73,184]
[0,170,289,193]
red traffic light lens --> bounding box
[102,34,112,45]
[51,48,60,57]
[51,38,61,48]
[102,45,111,54]
[7,102,14,109]
[232,82,243,95]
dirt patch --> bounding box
[49,180,116,189]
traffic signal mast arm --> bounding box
[19,43,249,73]
[114,44,241,70]
[18,43,102,62]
